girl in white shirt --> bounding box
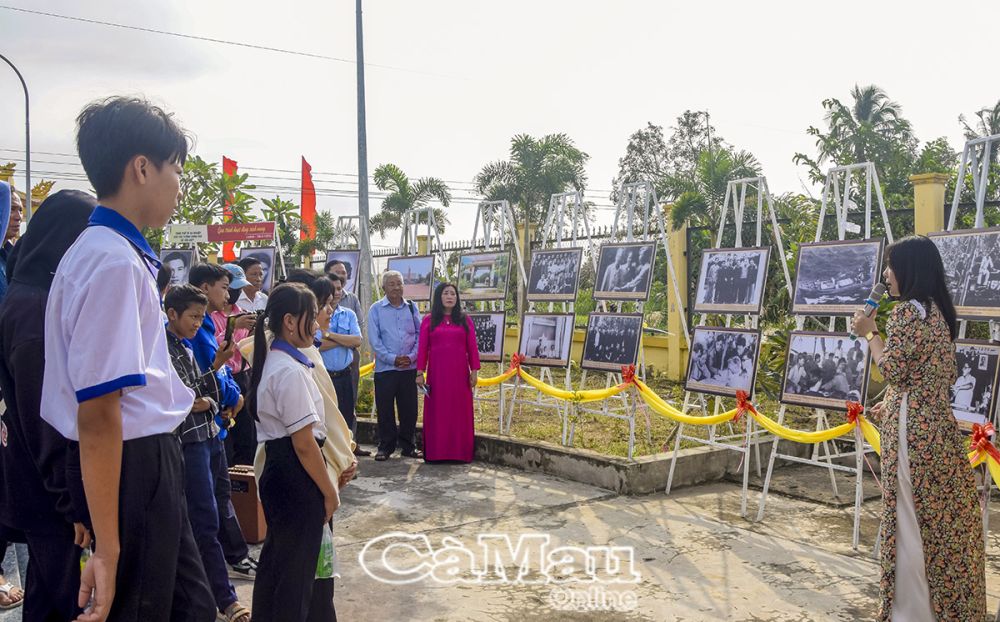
[248,283,340,621]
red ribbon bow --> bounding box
[509,353,525,371]
[734,390,757,424]
[845,401,864,425]
[970,423,1000,465]
[620,365,637,385]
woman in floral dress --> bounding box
[853,235,985,621]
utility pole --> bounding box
[356,0,373,316]
[0,53,30,220]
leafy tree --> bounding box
[958,100,1000,203]
[370,163,451,236]
[260,196,300,265]
[609,122,671,205]
[668,148,762,229]
[294,211,336,259]
[793,85,917,201]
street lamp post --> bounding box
[356,0,372,316]
[0,53,30,220]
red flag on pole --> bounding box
[221,157,238,261]
[300,157,316,241]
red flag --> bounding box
[300,157,316,241]
[221,157,238,261]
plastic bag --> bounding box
[315,522,335,579]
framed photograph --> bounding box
[791,239,883,316]
[458,251,511,301]
[693,247,770,315]
[325,249,361,294]
[580,313,643,371]
[470,312,506,363]
[526,247,583,302]
[952,340,1000,432]
[239,246,276,293]
[684,327,761,398]
[929,228,1000,320]
[159,248,197,288]
[779,331,871,411]
[386,255,435,301]
[593,242,656,301]
[519,313,575,368]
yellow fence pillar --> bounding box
[416,234,429,255]
[909,173,949,235]
[665,216,688,380]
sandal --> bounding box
[0,581,24,610]
[219,601,251,622]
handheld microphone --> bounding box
[850,283,886,340]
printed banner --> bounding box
[168,224,208,244]
[207,222,276,242]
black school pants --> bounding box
[252,437,335,622]
[373,369,418,455]
[225,370,257,466]
[22,526,81,621]
[108,433,215,622]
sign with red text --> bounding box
[207,222,276,242]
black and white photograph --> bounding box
[470,312,506,363]
[951,340,1000,431]
[581,313,643,371]
[160,248,197,288]
[526,247,583,302]
[791,239,883,316]
[930,228,1000,320]
[325,249,360,294]
[519,313,575,367]
[386,255,436,301]
[780,331,870,411]
[685,327,761,398]
[693,247,770,315]
[593,243,656,300]
[458,251,511,301]
[239,246,276,293]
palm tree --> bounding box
[960,100,1000,141]
[668,148,761,229]
[370,163,451,236]
[474,133,589,312]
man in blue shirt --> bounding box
[319,274,363,438]
[367,270,422,461]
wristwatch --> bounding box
[864,331,876,342]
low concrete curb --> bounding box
[355,418,813,495]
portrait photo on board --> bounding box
[526,247,583,302]
[458,251,511,301]
[470,312,506,363]
[593,242,656,301]
[325,249,360,294]
[692,247,770,315]
[519,313,575,367]
[791,239,883,316]
[685,327,760,398]
[386,255,436,301]
[239,246,276,293]
[581,313,643,372]
[160,248,197,288]
[930,228,1000,320]
[780,331,870,411]
[951,340,1000,431]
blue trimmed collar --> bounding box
[88,206,161,269]
[271,339,314,368]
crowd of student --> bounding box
[0,96,483,622]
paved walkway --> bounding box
[3,454,998,620]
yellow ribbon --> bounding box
[359,362,375,378]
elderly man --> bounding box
[0,188,24,303]
[326,259,370,456]
[367,270,422,461]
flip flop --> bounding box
[0,581,24,610]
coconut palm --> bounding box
[668,148,761,229]
[960,100,1000,141]
[370,163,451,236]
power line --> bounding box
[0,4,459,79]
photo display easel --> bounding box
[504,191,594,444]
[565,182,662,459]
[665,176,793,518]
[935,132,1000,556]
[397,206,452,285]
[755,162,890,550]
[465,200,529,433]
[164,220,288,281]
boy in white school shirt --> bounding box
[41,97,214,622]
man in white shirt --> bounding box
[236,255,268,312]
[42,97,214,622]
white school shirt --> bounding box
[255,343,326,442]
[41,209,195,441]
[236,289,268,313]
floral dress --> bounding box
[874,300,986,621]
